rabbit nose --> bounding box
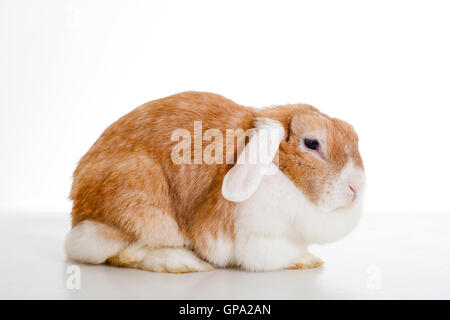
[348,171,365,196]
[348,185,357,201]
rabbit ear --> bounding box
[222,118,285,202]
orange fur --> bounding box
[71,92,254,258]
[70,91,363,260]
[259,104,363,204]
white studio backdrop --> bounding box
[1,0,449,215]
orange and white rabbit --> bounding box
[65,91,365,272]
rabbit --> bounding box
[65,91,365,273]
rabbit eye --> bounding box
[304,138,320,151]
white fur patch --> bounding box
[320,160,366,210]
[65,220,126,264]
[138,248,214,273]
[65,220,213,273]
[232,165,363,270]
[199,234,235,267]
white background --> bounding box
[1,0,450,215]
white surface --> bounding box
[2,0,450,214]
[1,212,449,299]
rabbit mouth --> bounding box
[334,197,363,213]
[336,202,356,211]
